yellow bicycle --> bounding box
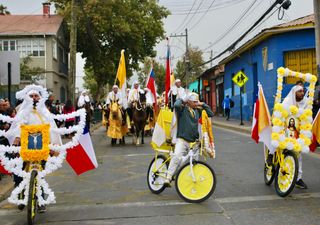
[147,140,216,203]
[264,147,299,197]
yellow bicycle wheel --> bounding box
[27,170,38,225]
[175,161,216,203]
[275,150,298,197]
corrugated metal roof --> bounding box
[0,15,63,36]
[273,14,314,29]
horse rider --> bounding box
[127,81,143,125]
[143,88,154,123]
[105,85,125,125]
[168,79,186,109]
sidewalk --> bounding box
[0,122,102,203]
[212,115,252,134]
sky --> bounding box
[1,0,315,88]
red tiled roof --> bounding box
[0,15,64,36]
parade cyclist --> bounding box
[164,92,214,186]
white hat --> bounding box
[112,85,119,89]
[175,79,181,83]
[183,92,199,102]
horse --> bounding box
[132,92,148,145]
[107,100,127,145]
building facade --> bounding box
[0,3,69,102]
[220,15,316,121]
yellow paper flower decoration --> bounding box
[277,67,285,75]
[289,105,298,115]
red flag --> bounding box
[66,126,98,175]
[165,38,171,104]
[0,161,10,175]
[310,110,320,152]
[146,68,157,111]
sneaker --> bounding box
[266,154,273,165]
[37,205,47,213]
[163,178,171,187]
[296,179,308,189]
[18,204,25,211]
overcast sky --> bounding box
[1,0,315,87]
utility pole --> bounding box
[314,0,320,78]
[210,50,213,68]
[170,28,189,85]
[69,0,77,103]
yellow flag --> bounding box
[116,50,126,89]
[170,72,175,87]
[116,50,127,108]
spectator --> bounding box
[222,95,231,120]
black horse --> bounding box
[132,92,148,145]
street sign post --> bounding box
[232,71,249,125]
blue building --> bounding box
[220,15,316,121]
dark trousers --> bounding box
[225,108,230,120]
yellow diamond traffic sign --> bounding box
[232,71,249,87]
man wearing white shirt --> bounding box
[168,79,186,109]
[105,85,125,125]
[127,81,142,124]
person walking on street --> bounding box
[223,95,231,120]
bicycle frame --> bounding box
[152,142,201,180]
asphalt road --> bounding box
[1,126,320,225]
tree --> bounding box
[52,0,169,101]
[174,45,206,85]
[138,57,166,94]
[0,4,10,15]
[20,56,45,82]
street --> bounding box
[1,126,320,225]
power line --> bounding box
[195,0,286,68]
[189,0,217,31]
[175,0,206,34]
[201,0,260,52]
[172,0,197,34]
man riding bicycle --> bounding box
[164,92,214,186]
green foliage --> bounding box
[0,4,10,15]
[174,45,206,85]
[52,0,169,100]
[138,57,166,94]
[20,56,45,82]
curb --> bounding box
[212,121,251,134]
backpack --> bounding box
[230,99,234,108]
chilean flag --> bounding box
[66,126,98,175]
[310,110,320,152]
[146,68,157,110]
[0,161,10,175]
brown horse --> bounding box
[132,92,148,145]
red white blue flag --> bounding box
[146,68,157,110]
[66,126,98,175]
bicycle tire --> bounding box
[27,170,38,225]
[264,163,276,185]
[274,150,298,197]
[147,155,169,194]
[175,161,216,203]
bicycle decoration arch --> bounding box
[271,67,317,153]
[0,85,87,206]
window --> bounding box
[52,39,57,59]
[10,40,15,51]
[284,49,316,84]
[16,39,45,57]
[0,41,2,51]
[3,41,8,51]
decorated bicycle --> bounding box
[0,85,88,225]
[253,67,317,197]
[147,93,217,203]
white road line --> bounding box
[2,192,320,216]
[100,153,154,158]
